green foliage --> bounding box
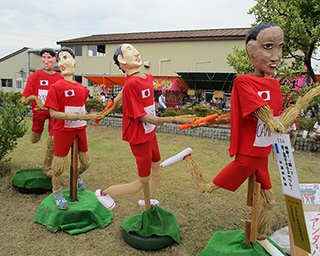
[0,91,29,162]
[178,106,194,115]
[193,105,210,117]
[299,117,316,130]
[160,107,177,117]
[226,46,296,78]
[211,109,223,115]
[226,46,254,75]
[85,98,105,113]
[248,0,320,83]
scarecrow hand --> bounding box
[21,95,43,107]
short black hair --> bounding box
[57,47,75,60]
[245,22,279,45]
[113,44,123,68]
[39,47,56,57]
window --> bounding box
[1,79,13,87]
[88,45,106,57]
[74,76,82,83]
[16,78,23,89]
[68,45,82,57]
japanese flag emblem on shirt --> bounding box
[64,89,75,97]
[258,90,270,101]
[40,80,49,86]
[141,89,151,99]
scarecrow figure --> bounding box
[44,47,105,210]
[21,48,64,177]
[95,44,197,210]
[186,22,320,238]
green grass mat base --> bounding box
[34,189,113,235]
[198,230,286,256]
[13,168,52,194]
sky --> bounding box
[0,0,257,59]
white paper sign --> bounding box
[274,134,301,199]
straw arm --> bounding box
[253,105,284,133]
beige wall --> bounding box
[0,50,48,93]
[1,39,245,92]
[70,39,244,82]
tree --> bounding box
[0,91,29,163]
[226,46,254,75]
[248,0,320,83]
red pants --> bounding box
[32,110,54,136]
[53,129,88,156]
[213,154,272,192]
[130,135,161,177]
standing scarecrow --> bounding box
[45,47,105,210]
[186,22,320,238]
[21,48,63,177]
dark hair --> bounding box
[39,47,56,57]
[113,44,123,68]
[245,22,279,45]
[57,47,75,60]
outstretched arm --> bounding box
[138,114,198,126]
[21,95,44,109]
[280,86,320,129]
[102,91,123,117]
[253,105,284,133]
[49,108,105,121]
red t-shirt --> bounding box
[229,74,283,157]
[122,74,156,145]
[22,70,63,112]
[45,80,89,132]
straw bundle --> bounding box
[22,95,43,108]
[258,189,276,237]
[280,86,320,129]
[51,156,67,190]
[162,115,199,124]
[79,152,90,174]
[30,131,42,143]
[42,136,54,178]
[185,156,220,193]
[253,105,284,132]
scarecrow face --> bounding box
[58,51,75,77]
[118,44,142,71]
[246,26,284,77]
[41,52,56,71]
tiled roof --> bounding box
[0,47,30,62]
[57,28,250,45]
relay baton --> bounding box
[179,113,219,130]
[92,100,114,126]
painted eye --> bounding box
[264,44,273,50]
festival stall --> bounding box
[84,75,188,108]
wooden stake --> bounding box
[143,182,151,210]
[70,137,78,200]
[244,172,261,246]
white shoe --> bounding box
[95,189,115,210]
[138,199,160,207]
[160,147,193,167]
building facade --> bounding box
[0,28,249,94]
